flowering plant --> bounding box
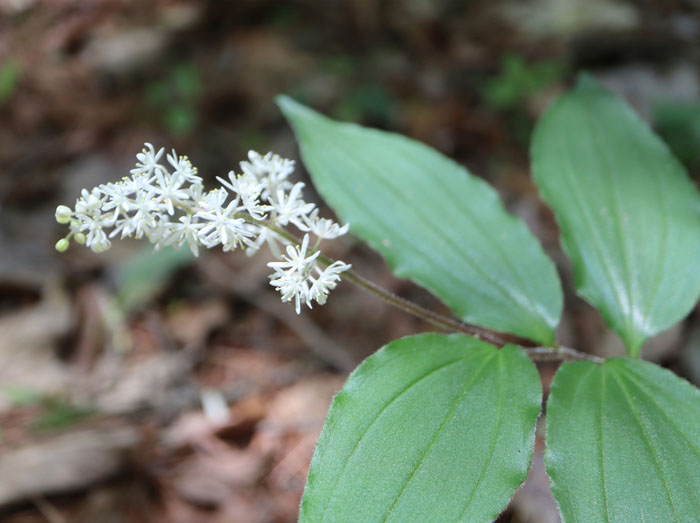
[57,75,700,522]
[55,146,351,314]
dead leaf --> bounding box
[0,427,139,509]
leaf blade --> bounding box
[532,75,700,355]
[546,358,700,522]
[278,96,562,345]
[300,334,542,522]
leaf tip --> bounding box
[275,94,296,116]
[276,94,320,122]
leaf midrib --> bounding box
[617,367,700,464]
[552,102,632,344]
[555,363,597,523]
[394,138,551,325]
[309,125,548,336]
[457,350,505,521]
[609,368,681,520]
[584,103,639,348]
[381,351,497,522]
[316,353,482,521]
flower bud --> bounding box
[55,238,70,252]
[74,232,86,245]
[55,205,72,224]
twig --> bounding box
[340,270,505,346]
[524,346,604,363]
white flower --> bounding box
[270,270,310,314]
[167,215,204,256]
[75,188,105,214]
[217,171,268,220]
[130,143,164,176]
[241,151,294,181]
[271,182,315,229]
[76,211,106,236]
[167,150,202,184]
[196,189,254,250]
[268,234,319,275]
[130,190,159,238]
[151,169,191,215]
[100,182,133,222]
[56,143,351,314]
[241,151,295,198]
[301,209,349,239]
[245,226,282,258]
[87,226,111,253]
[124,173,154,194]
[219,218,256,251]
[310,261,351,304]
[267,234,323,314]
[110,214,139,239]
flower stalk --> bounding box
[55,143,598,363]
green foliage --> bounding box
[145,63,202,137]
[301,334,541,522]
[31,398,93,432]
[546,358,700,521]
[332,84,397,124]
[0,59,20,104]
[116,246,193,312]
[276,72,700,521]
[4,386,44,406]
[5,387,93,432]
[320,54,357,78]
[654,100,700,171]
[532,75,700,357]
[278,95,562,345]
[484,53,564,111]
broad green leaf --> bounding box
[278,96,562,345]
[546,358,700,522]
[301,334,542,522]
[532,75,700,356]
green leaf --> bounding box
[546,358,700,522]
[278,96,562,345]
[532,75,700,356]
[654,100,700,170]
[0,59,20,104]
[116,246,192,312]
[301,334,542,522]
[484,53,564,111]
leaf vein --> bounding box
[610,370,681,520]
[457,351,505,521]
[320,132,544,326]
[318,355,474,521]
[381,352,497,522]
[553,104,632,344]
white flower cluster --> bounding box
[55,143,351,313]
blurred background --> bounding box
[1,1,699,521]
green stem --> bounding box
[239,216,500,338]
[240,215,601,363]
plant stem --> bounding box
[339,269,503,344]
[524,346,603,363]
[236,214,601,363]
